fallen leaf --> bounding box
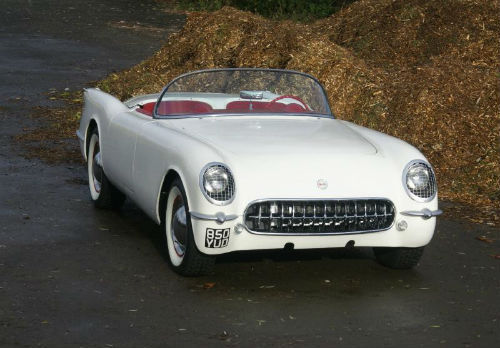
[203,282,216,289]
[490,254,500,260]
[476,236,494,244]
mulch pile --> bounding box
[99,0,499,225]
[21,0,500,225]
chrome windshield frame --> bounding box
[153,68,334,119]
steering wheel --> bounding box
[267,95,310,111]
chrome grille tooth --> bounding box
[302,202,305,231]
[258,203,262,230]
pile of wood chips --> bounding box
[97,0,499,225]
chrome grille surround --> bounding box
[199,162,236,205]
[403,160,437,202]
[244,198,395,235]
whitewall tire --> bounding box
[164,178,214,276]
[87,128,125,209]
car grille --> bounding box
[244,199,395,235]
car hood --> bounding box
[171,116,377,157]
[161,116,420,204]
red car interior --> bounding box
[136,100,306,116]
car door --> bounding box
[104,111,153,195]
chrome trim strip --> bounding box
[198,162,236,206]
[243,197,396,236]
[154,113,332,120]
[400,208,443,219]
[190,211,238,224]
[76,129,84,141]
[244,228,387,237]
[153,68,334,119]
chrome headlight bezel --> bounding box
[402,160,437,202]
[199,162,236,205]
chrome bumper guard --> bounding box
[400,208,443,219]
[190,211,238,224]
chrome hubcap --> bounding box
[171,196,187,257]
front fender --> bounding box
[130,120,234,224]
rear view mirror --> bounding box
[240,90,263,100]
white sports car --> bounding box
[77,68,442,276]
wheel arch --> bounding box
[157,169,182,224]
[85,119,99,161]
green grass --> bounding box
[176,0,356,21]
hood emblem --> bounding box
[317,179,328,190]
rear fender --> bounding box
[77,88,128,162]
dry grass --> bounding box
[15,91,83,164]
[19,0,500,225]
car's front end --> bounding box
[182,118,441,257]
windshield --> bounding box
[155,69,332,118]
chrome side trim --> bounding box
[190,211,238,224]
[400,208,443,219]
[76,129,84,141]
[243,197,396,236]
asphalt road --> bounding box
[1,1,499,347]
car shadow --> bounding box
[110,201,426,294]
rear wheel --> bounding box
[373,247,424,269]
[87,128,125,209]
[164,178,214,276]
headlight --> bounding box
[403,160,437,202]
[200,163,235,205]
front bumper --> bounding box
[189,207,440,255]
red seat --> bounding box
[136,101,213,116]
[226,101,269,111]
[157,100,212,115]
[136,102,155,116]
[283,103,306,112]
[226,100,306,113]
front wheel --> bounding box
[164,178,215,276]
[87,128,125,209]
[373,247,425,269]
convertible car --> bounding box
[77,68,441,276]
